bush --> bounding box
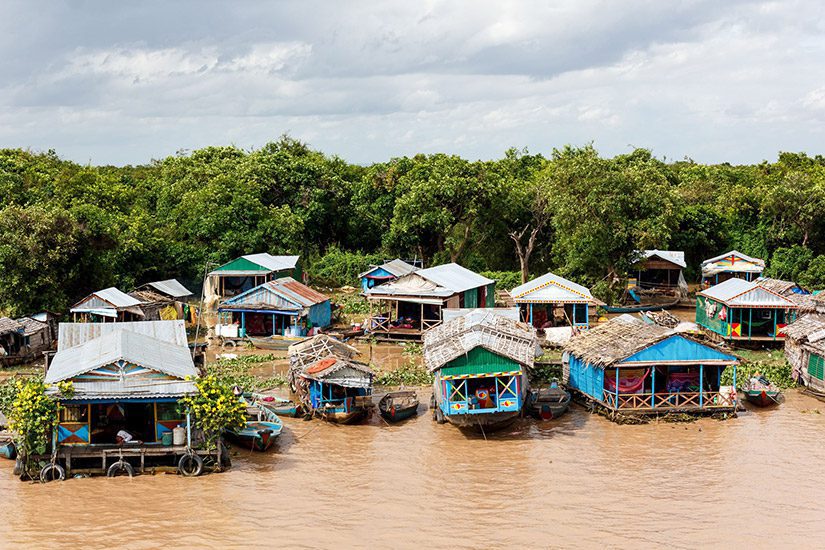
[481,270,522,291]
[374,360,433,386]
[721,358,795,389]
[590,279,618,306]
[179,375,246,451]
[306,247,385,287]
[205,355,288,392]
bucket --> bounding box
[161,431,173,446]
[172,426,186,446]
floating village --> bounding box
[2,248,824,482]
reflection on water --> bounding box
[2,390,825,548]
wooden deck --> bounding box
[599,390,737,414]
[33,444,220,476]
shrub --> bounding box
[179,375,246,451]
[205,355,287,392]
[6,379,70,460]
[481,270,522,290]
[374,360,433,386]
[306,246,385,287]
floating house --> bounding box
[41,320,217,478]
[509,272,604,329]
[287,335,373,424]
[784,314,825,399]
[364,263,495,340]
[632,250,687,294]
[754,277,818,313]
[17,316,52,355]
[70,287,145,322]
[564,316,739,417]
[130,279,195,322]
[205,253,300,305]
[217,277,331,338]
[425,309,536,430]
[0,318,26,366]
[696,278,799,343]
[701,250,765,287]
[359,259,419,292]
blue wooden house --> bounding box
[359,259,419,292]
[509,272,604,329]
[424,309,536,430]
[696,278,799,344]
[217,277,331,337]
[564,316,739,418]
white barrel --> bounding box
[172,426,186,446]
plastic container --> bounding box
[172,426,186,446]
[161,432,173,446]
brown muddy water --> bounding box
[2,390,825,549]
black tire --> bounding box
[178,453,203,477]
[40,463,66,483]
[435,407,446,424]
[107,460,135,478]
[219,442,231,469]
[222,339,237,350]
[13,457,23,477]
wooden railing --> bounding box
[602,390,736,411]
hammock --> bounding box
[604,369,650,393]
[667,372,700,392]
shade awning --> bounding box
[367,296,445,306]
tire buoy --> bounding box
[39,463,66,483]
[222,340,237,350]
[178,453,203,477]
[107,460,135,478]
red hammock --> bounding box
[604,369,650,393]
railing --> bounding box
[602,390,736,411]
[365,315,441,333]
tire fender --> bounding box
[107,460,135,478]
[178,453,204,477]
[40,463,66,483]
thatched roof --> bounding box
[423,309,536,372]
[784,314,825,352]
[287,334,371,387]
[0,317,23,336]
[644,310,680,329]
[564,316,674,367]
[288,334,360,369]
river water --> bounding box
[2,388,825,548]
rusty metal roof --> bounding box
[221,277,329,310]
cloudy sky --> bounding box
[1,0,824,165]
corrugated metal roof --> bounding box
[71,287,143,311]
[57,320,189,350]
[221,277,328,310]
[698,278,797,308]
[442,307,520,323]
[47,327,197,383]
[52,380,197,399]
[510,272,603,304]
[702,250,765,267]
[244,253,299,272]
[364,273,453,299]
[359,259,419,279]
[144,279,193,298]
[641,250,686,268]
[417,263,494,293]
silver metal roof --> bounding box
[70,287,143,312]
[57,320,189,350]
[640,250,686,268]
[417,263,494,293]
[701,250,766,276]
[442,307,519,323]
[510,272,600,304]
[56,380,197,399]
[698,278,797,308]
[144,279,193,298]
[359,259,419,279]
[47,327,197,384]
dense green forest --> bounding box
[1,137,824,317]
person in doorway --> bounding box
[116,429,142,445]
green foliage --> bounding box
[481,270,522,291]
[306,247,384,287]
[0,378,21,417]
[339,294,370,315]
[6,379,63,458]
[721,352,795,389]
[205,355,288,393]
[402,342,422,356]
[179,375,246,450]
[374,360,433,386]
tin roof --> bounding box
[70,287,143,314]
[141,279,193,298]
[209,253,299,276]
[510,272,604,305]
[220,277,328,311]
[640,250,686,268]
[365,263,492,299]
[702,250,765,276]
[46,328,197,384]
[698,278,797,308]
[57,320,189,350]
[359,259,419,279]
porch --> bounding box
[439,372,523,416]
[366,298,444,340]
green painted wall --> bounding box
[440,347,519,377]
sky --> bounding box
[1,0,824,166]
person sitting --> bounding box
[115,429,142,445]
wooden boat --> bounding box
[528,383,571,420]
[318,404,369,424]
[245,334,305,351]
[742,376,784,407]
[378,391,419,422]
[227,418,283,451]
[252,393,302,418]
[604,297,681,314]
[0,440,16,460]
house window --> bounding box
[60,404,88,423]
[809,354,825,380]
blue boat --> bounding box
[0,440,16,460]
[252,393,302,417]
[227,418,283,451]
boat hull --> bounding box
[0,441,16,460]
[379,404,418,422]
[319,407,369,424]
[246,335,304,351]
[378,391,419,423]
[743,390,784,407]
[445,410,520,431]
[227,421,282,451]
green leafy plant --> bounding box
[205,355,288,392]
[179,375,246,451]
[6,379,63,460]
[374,360,433,386]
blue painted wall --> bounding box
[622,335,736,363]
[568,355,605,400]
[308,301,332,328]
[361,267,394,292]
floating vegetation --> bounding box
[375,360,433,387]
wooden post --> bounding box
[241,312,246,336]
[272,313,277,336]
[732,364,737,402]
[773,309,777,341]
[186,412,192,447]
[699,364,704,408]
[615,367,620,410]
[651,366,656,409]
[529,303,533,326]
[748,308,752,341]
